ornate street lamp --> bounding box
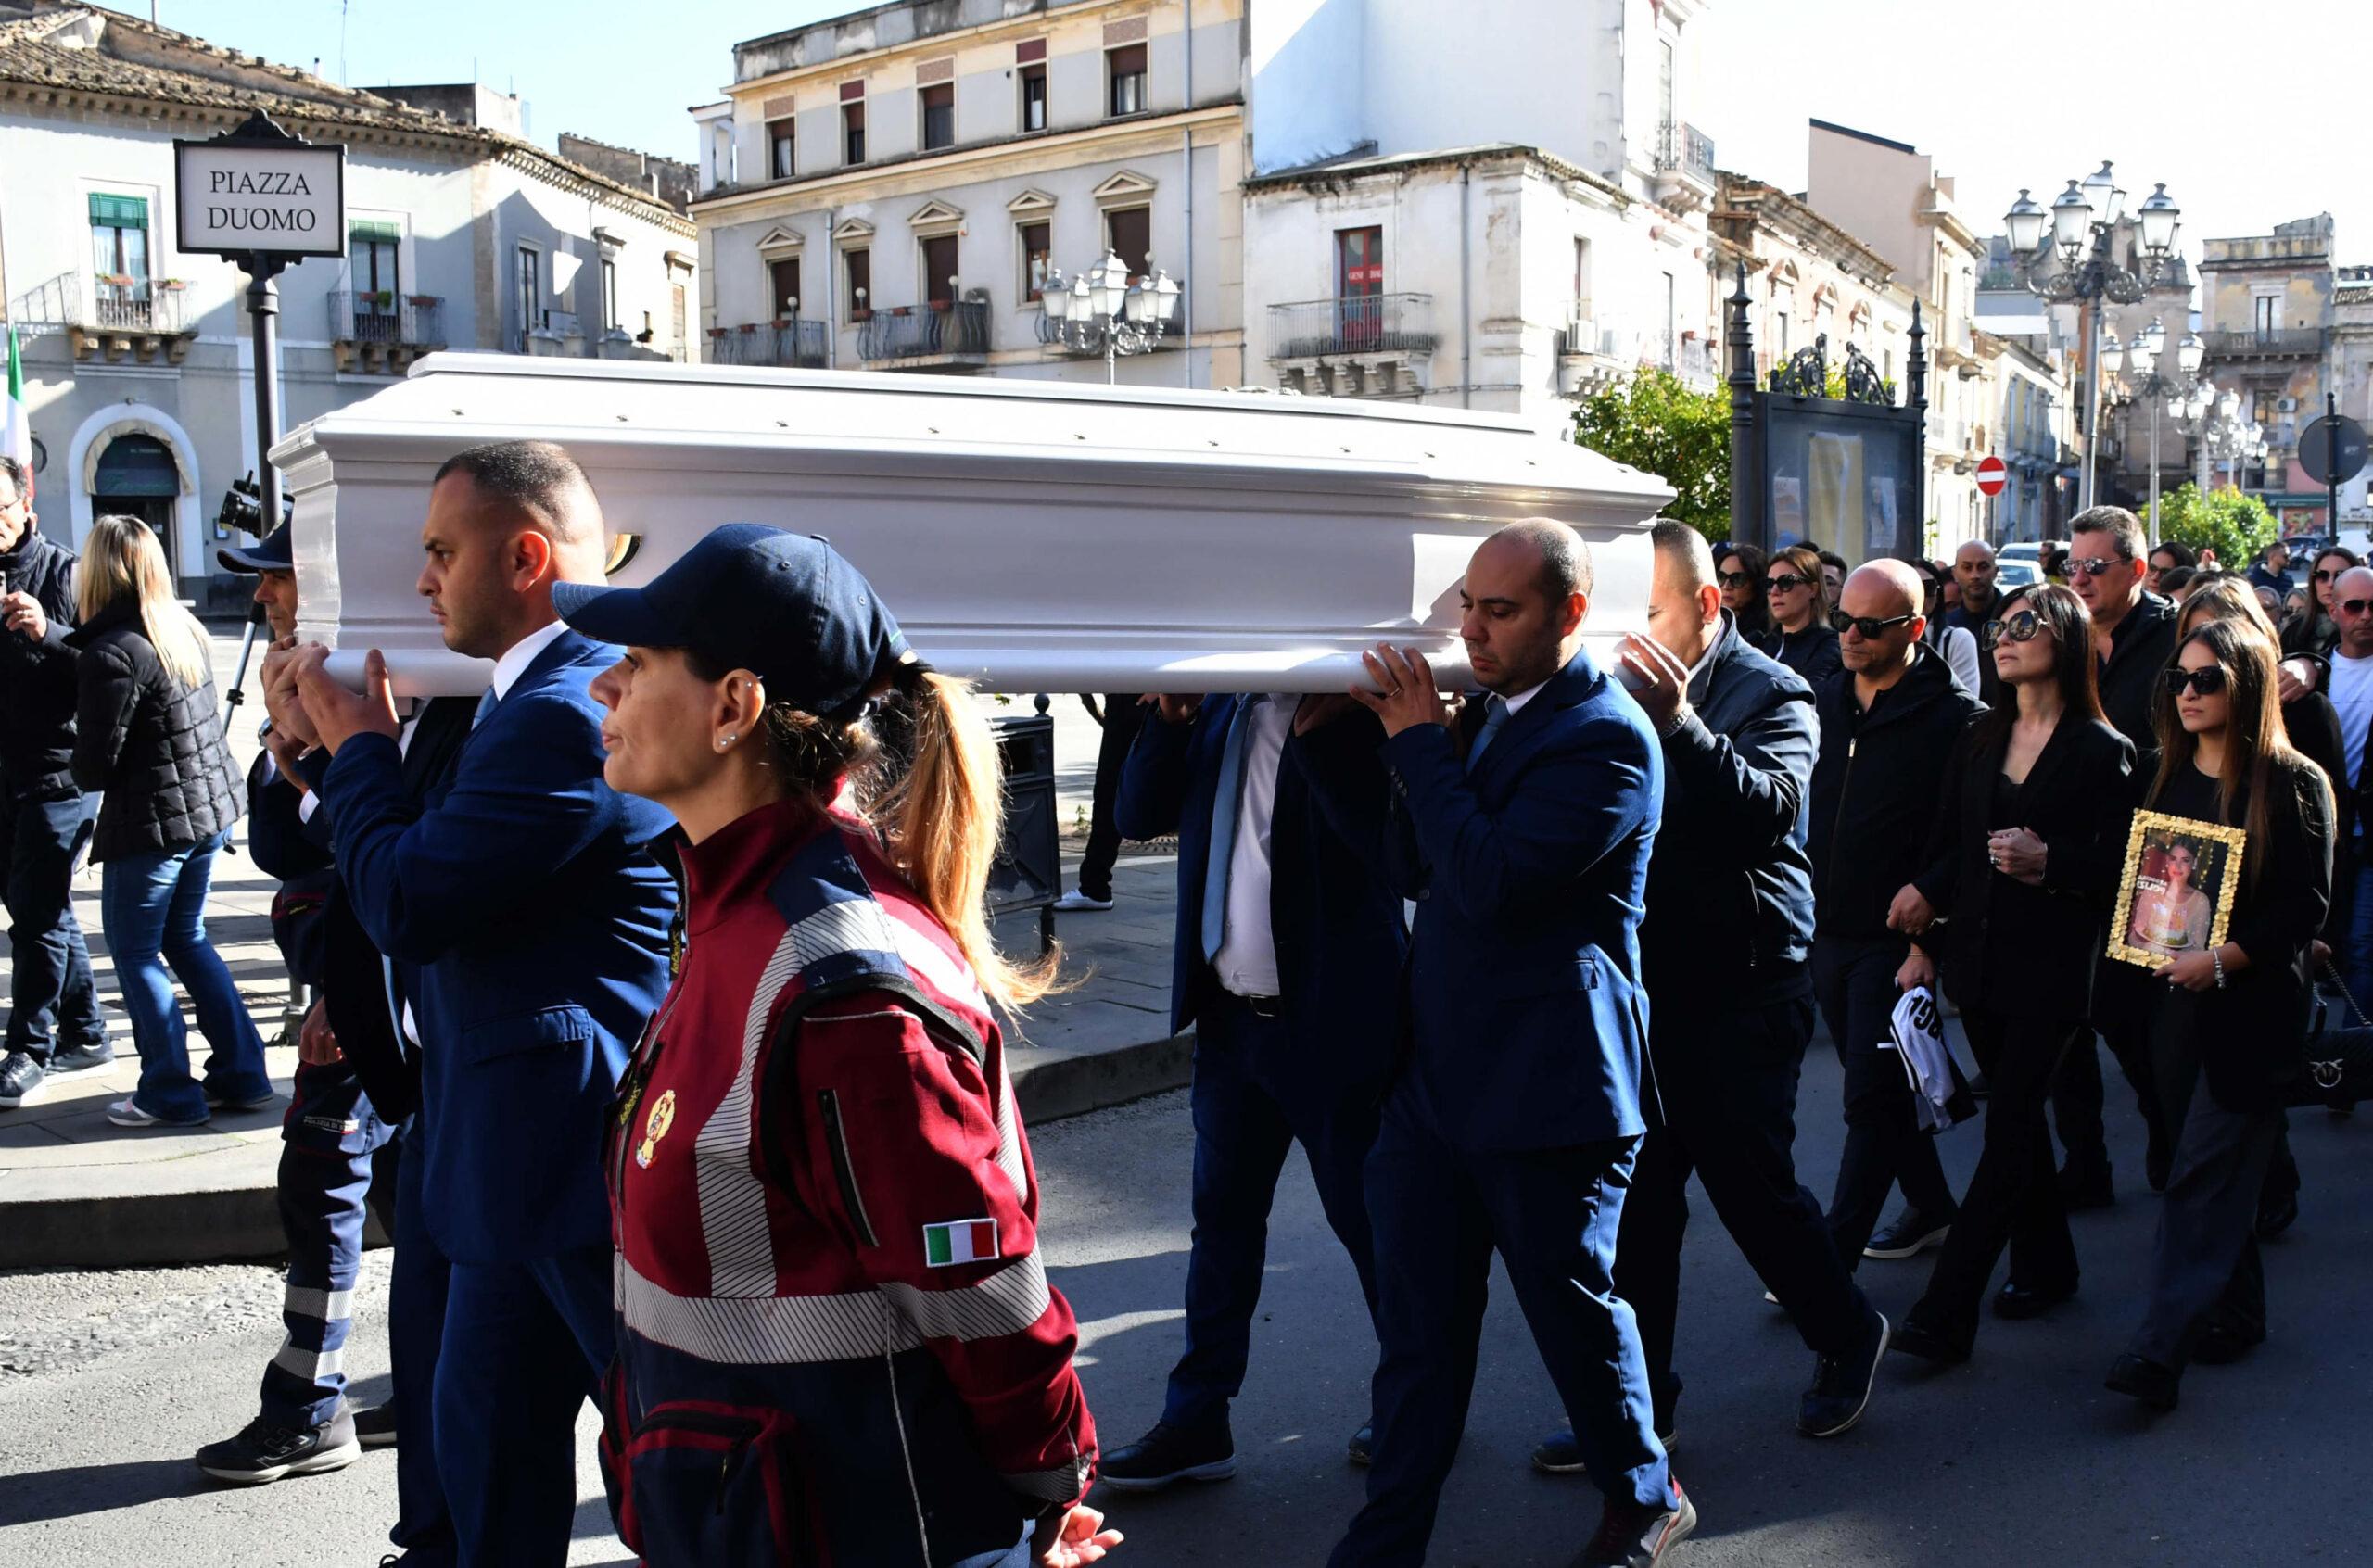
[2002,160,2185,512]
[2123,316,2210,541]
[1039,250,1180,384]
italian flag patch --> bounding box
[922,1218,998,1268]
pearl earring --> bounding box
[720,733,737,750]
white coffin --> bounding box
[270,353,1675,696]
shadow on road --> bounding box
[0,1454,213,1528]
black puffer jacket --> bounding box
[65,603,243,862]
[0,528,87,798]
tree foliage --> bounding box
[2155,482,2278,570]
[1570,368,1732,542]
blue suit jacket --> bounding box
[316,628,677,1263]
[1374,647,1662,1151]
[1114,699,1405,1062]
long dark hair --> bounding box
[2149,618,2329,888]
[2288,545,2360,654]
[1717,542,1772,639]
[1973,583,2103,750]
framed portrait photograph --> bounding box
[2107,812,2248,969]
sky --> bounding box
[100,0,2366,267]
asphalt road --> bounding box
[4,1047,2371,1567]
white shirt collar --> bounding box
[1499,677,1552,716]
[490,618,571,701]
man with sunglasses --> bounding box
[2248,539,2298,604]
[2323,565,2373,1009]
[2059,505,2180,1204]
[1810,561,1982,1271]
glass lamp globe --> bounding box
[2003,189,2048,257]
[2050,180,2094,253]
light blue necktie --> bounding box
[472,687,499,728]
[1466,695,1509,772]
[1200,699,1259,963]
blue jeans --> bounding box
[1,789,105,1060]
[99,830,270,1123]
[2344,855,2373,1015]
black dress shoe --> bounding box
[1347,1423,1374,1467]
[2104,1353,2180,1410]
[2256,1191,2300,1239]
[1798,1310,1888,1437]
[1863,1208,1953,1259]
[1992,1281,2076,1321]
[1887,1316,1972,1365]
[2058,1160,2114,1211]
[1097,1420,1236,1491]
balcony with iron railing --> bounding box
[715,319,831,368]
[857,299,991,366]
[1651,120,1717,212]
[2200,327,2327,360]
[1268,294,1439,361]
[327,291,446,371]
[6,271,195,362]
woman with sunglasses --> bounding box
[2103,619,2333,1413]
[1716,542,1773,641]
[1887,587,2134,1365]
[564,525,1118,1566]
[1758,544,1842,684]
[2281,545,2361,659]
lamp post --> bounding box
[2185,387,2265,496]
[1038,250,1182,385]
[2118,317,2208,542]
[2002,165,2184,513]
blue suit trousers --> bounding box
[1331,1088,1669,1567]
[388,1121,457,1563]
[1162,991,1380,1430]
[437,1240,615,1568]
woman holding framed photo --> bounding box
[2104,618,2333,1412]
[1885,585,2135,1365]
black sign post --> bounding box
[173,111,346,539]
[2300,394,2369,532]
[1726,258,1929,563]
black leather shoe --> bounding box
[2058,1160,2114,1211]
[1992,1281,2076,1321]
[2256,1191,2299,1239]
[1799,1310,1888,1437]
[1347,1423,1374,1467]
[1863,1209,1952,1259]
[2104,1353,2180,1410]
[1887,1316,1972,1365]
[1573,1480,1696,1567]
[1097,1420,1235,1491]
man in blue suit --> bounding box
[1309,519,1693,1568]
[1095,688,1403,1488]
[287,440,677,1568]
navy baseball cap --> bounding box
[553,524,909,721]
[217,524,293,575]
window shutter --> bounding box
[349,219,401,244]
[89,194,148,227]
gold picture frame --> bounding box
[2106,811,2248,969]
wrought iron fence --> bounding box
[2200,327,2326,359]
[1655,120,1716,179]
[328,291,443,347]
[858,300,990,361]
[717,320,831,368]
[7,272,188,334]
[1268,294,1438,360]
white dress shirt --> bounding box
[1498,677,1552,717]
[489,617,572,703]
[1212,694,1295,999]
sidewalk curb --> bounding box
[0,1029,1194,1273]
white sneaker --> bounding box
[1052,890,1114,912]
[107,1096,208,1129]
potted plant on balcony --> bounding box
[406,293,438,308]
[98,272,134,288]
[370,289,395,310]
[155,278,187,291]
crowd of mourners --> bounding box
[0,438,2359,1568]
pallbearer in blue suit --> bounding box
[285,442,677,1568]
[1301,520,1694,1568]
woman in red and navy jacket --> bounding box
[557,525,1117,1568]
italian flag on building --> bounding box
[922,1218,999,1268]
[2,325,29,477]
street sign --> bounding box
[1974,454,2008,496]
[174,112,345,260]
[2300,414,2368,487]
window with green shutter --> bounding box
[88,194,150,296]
